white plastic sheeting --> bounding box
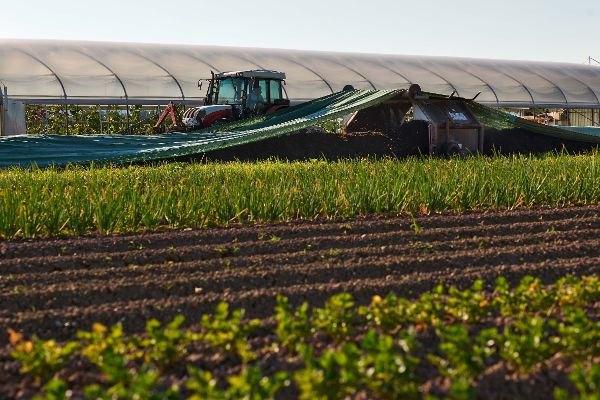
[1,39,599,108]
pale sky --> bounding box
[1,0,598,64]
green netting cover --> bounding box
[466,101,600,143]
[0,89,402,168]
[1,89,600,169]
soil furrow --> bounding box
[2,213,600,276]
[1,205,599,260]
[3,223,600,291]
[1,205,599,344]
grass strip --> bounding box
[2,153,600,238]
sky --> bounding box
[0,0,598,64]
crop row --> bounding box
[3,154,600,238]
[8,274,599,399]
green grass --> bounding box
[2,153,600,238]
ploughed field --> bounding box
[1,205,599,399]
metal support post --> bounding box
[0,86,5,136]
[126,104,131,134]
[64,104,69,135]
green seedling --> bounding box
[294,343,362,400]
[136,315,190,370]
[358,293,416,335]
[445,280,490,323]
[557,307,600,362]
[200,302,261,363]
[500,316,559,373]
[359,330,420,399]
[428,325,498,400]
[274,295,311,353]
[313,293,358,343]
[8,328,80,382]
[554,363,600,400]
[32,378,70,400]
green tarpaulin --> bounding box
[0,89,402,168]
[1,89,600,168]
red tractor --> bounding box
[155,70,289,132]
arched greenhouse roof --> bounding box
[1,39,599,108]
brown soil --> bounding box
[177,124,598,163]
[1,205,599,398]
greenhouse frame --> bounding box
[0,39,599,108]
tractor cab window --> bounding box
[269,80,283,102]
[216,78,244,104]
[246,79,268,111]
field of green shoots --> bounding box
[2,154,600,238]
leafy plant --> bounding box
[83,366,179,400]
[226,366,289,400]
[135,315,190,369]
[557,307,600,362]
[8,328,80,382]
[358,293,415,335]
[186,367,224,400]
[428,325,498,399]
[313,293,358,342]
[554,363,600,400]
[555,275,600,308]
[200,302,261,362]
[294,344,362,400]
[32,379,70,400]
[274,295,311,353]
[187,366,289,400]
[359,330,420,399]
[445,280,490,323]
[77,323,130,372]
[500,316,559,373]
[493,276,555,317]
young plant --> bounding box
[186,367,225,400]
[493,276,555,317]
[77,323,131,372]
[186,366,289,400]
[136,315,190,369]
[414,285,447,326]
[445,280,490,323]
[294,343,362,400]
[8,328,80,383]
[555,275,600,308]
[83,366,179,400]
[358,293,416,335]
[200,302,261,363]
[428,325,498,400]
[313,293,358,343]
[557,307,600,362]
[500,316,559,373]
[554,363,600,400]
[358,330,420,399]
[32,379,70,400]
[274,295,311,353]
[226,366,290,400]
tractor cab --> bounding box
[178,70,289,131]
[207,70,288,111]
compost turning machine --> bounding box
[155,68,484,156]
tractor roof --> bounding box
[216,70,286,80]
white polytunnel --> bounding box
[1,38,599,108]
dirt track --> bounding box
[1,205,600,344]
